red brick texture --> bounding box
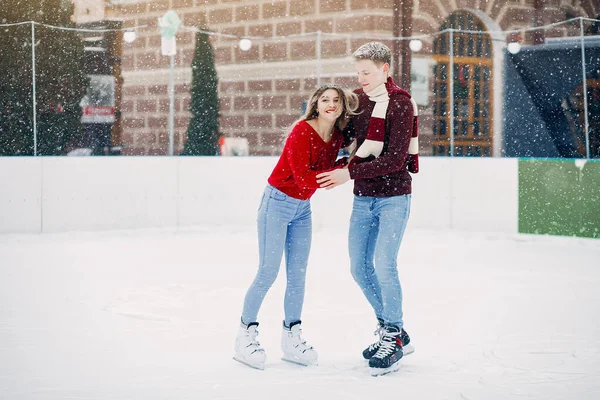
[106,0,586,155]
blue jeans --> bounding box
[241,185,312,327]
[348,194,411,328]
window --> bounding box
[432,11,494,157]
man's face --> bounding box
[354,59,389,93]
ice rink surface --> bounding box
[1,226,599,400]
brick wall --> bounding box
[104,0,595,156]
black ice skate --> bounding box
[363,319,413,360]
[368,325,404,376]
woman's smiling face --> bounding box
[316,89,342,121]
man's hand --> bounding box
[316,168,350,190]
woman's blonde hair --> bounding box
[291,84,359,131]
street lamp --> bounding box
[506,34,522,54]
[409,39,423,52]
[239,38,252,51]
[123,30,136,43]
[507,41,521,54]
[158,10,182,157]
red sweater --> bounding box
[345,78,415,197]
[268,120,344,200]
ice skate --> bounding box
[401,329,415,357]
[281,321,318,366]
[363,319,414,360]
[369,325,403,376]
[233,322,266,370]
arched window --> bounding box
[432,11,494,156]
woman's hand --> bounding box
[316,168,350,189]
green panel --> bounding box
[519,159,600,238]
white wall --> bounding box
[0,157,518,234]
[41,157,179,232]
[449,158,518,233]
[0,158,42,233]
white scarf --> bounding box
[355,82,389,159]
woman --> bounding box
[234,85,358,370]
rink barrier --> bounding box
[0,157,597,238]
[518,159,600,238]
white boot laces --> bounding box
[373,330,400,359]
[367,324,384,352]
[246,327,264,353]
[290,327,312,353]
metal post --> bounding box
[316,31,322,86]
[533,0,546,45]
[168,54,175,156]
[448,29,455,157]
[580,18,590,159]
[392,0,401,84]
[400,0,414,90]
[31,22,38,156]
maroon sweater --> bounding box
[345,78,415,197]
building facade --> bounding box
[97,0,599,156]
[73,0,106,22]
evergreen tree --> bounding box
[182,30,220,156]
[0,0,86,155]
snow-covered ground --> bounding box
[1,226,599,400]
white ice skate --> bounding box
[233,322,266,370]
[281,321,318,366]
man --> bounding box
[316,42,419,376]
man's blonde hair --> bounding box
[353,42,392,66]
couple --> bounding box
[233,42,419,376]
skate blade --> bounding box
[402,344,415,356]
[233,356,265,370]
[281,356,318,367]
[370,362,401,377]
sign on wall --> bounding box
[80,75,115,124]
